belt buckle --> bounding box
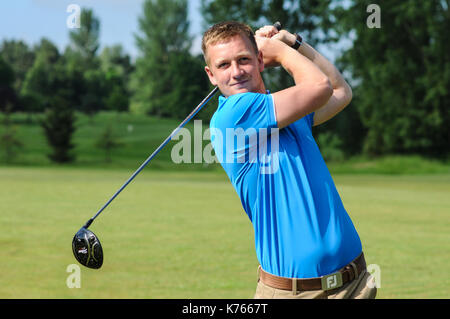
[321,272,343,291]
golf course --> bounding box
[1,0,449,300]
[0,112,449,299]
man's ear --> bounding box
[205,66,217,86]
[257,50,265,73]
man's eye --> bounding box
[218,63,228,68]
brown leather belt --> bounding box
[258,253,366,292]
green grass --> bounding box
[0,167,449,298]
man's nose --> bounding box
[231,61,244,78]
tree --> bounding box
[41,96,76,163]
[0,40,35,107]
[20,39,59,113]
[66,8,106,115]
[0,58,22,162]
[100,45,133,80]
[18,39,77,163]
[130,0,210,118]
[95,124,123,162]
[79,68,107,116]
[0,55,17,112]
[100,45,133,112]
[331,0,450,157]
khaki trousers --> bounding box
[254,268,377,299]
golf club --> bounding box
[72,86,219,269]
[72,21,282,269]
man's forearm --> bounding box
[257,36,330,86]
[257,25,352,125]
[274,30,350,91]
[296,40,352,125]
[297,41,347,90]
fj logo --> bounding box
[321,272,343,291]
[327,275,337,288]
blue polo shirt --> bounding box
[210,92,362,279]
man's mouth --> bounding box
[232,79,248,86]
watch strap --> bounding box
[292,33,303,50]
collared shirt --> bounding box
[210,92,362,278]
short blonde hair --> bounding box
[202,21,258,65]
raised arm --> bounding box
[255,35,333,129]
[256,26,352,126]
[297,41,352,126]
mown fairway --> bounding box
[0,167,449,298]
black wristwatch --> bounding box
[291,33,303,50]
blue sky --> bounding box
[0,0,204,57]
[0,0,345,62]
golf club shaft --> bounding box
[82,22,282,228]
[83,86,219,228]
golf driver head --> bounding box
[72,227,103,269]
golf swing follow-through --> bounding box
[73,19,377,299]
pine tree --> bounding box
[41,96,76,163]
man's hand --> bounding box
[255,25,297,47]
[255,25,299,68]
[254,25,333,129]
[255,36,287,68]
[257,24,353,126]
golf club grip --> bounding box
[84,86,219,227]
[274,21,282,31]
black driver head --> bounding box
[72,227,103,269]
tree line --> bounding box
[0,0,448,164]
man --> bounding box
[202,21,377,299]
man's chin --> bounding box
[224,87,251,97]
[235,87,251,94]
[220,82,262,97]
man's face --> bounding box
[204,34,265,97]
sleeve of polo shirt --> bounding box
[221,92,277,132]
[305,112,315,130]
[211,92,278,167]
